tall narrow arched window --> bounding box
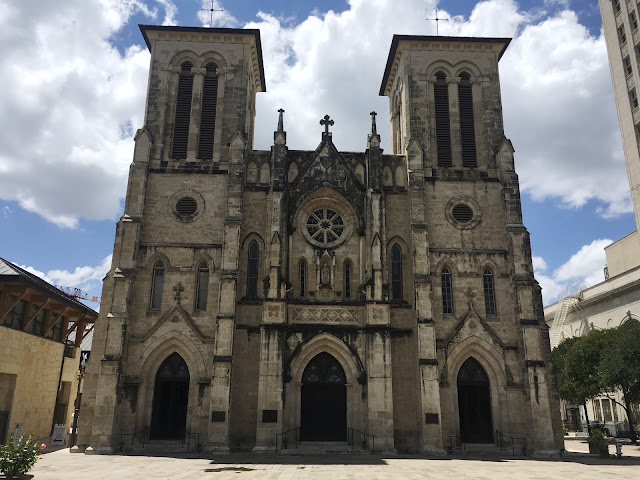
[483,267,496,316]
[299,260,307,297]
[441,266,453,315]
[198,62,218,160]
[434,71,452,167]
[195,261,209,311]
[150,261,165,310]
[458,72,477,168]
[171,62,193,159]
[247,241,259,298]
[344,261,352,299]
[391,244,403,300]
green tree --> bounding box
[599,319,640,444]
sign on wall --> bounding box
[13,423,24,447]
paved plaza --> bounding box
[29,439,640,479]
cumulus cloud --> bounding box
[535,238,611,304]
[0,0,630,229]
[18,254,112,293]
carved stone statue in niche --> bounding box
[321,263,331,285]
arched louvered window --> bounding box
[196,261,209,311]
[458,72,477,168]
[344,261,352,299]
[150,261,165,310]
[434,71,452,167]
[198,62,218,160]
[391,244,403,300]
[171,62,193,159]
[247,241,259,298]
[299,260,307,297]
[483,267,496,316]
[441,266,453,315]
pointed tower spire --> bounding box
[274,108,286,144]
[367,111,381,149]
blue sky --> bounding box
[0,0,635,307]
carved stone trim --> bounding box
[290,305,359,324]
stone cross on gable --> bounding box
[320,115,334,135]
[370,111,377,134]
[173,282,185,304]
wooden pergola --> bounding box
[0,257,98,348]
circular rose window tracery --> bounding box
[306,208,345,244]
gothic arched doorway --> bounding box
[457,357,493,443]
[150,352,190,440]
[300,352,347,441]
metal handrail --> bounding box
[447,435,465,454]
[275,427,300,453]
[183,430,202,452]
[495,429,527,456]
[347,427,375,453]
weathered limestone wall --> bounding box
[0,328,72,443]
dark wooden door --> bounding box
[0,411,8,444]
[300,353,347,441]
[457,357,493,443]
[150,353,190,440]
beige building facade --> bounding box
[0,258,97,446]
[78,26,564,454]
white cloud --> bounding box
[0,0,631,229]
[535,238,611,304]
[18,254,112,293]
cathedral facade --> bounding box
[79,25,563,454]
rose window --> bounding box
[306,208,345,244]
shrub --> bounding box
[0,434,44,477]
[588,429,609,458]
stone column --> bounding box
[187,68,206,160]
[253,302,286,452]
[365,304,394,451]
[447,77,461,168]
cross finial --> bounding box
[370,111,377,135]
[173,282,185,304]
[426,9,448,36]
[320,114,334,136]
[201,1,223,27]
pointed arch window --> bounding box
[458,72,477,168]
[198,62,218,160]
[391,244,403,300]
[434,71,452,167]
[483,267,496,316]
[150,261,165,310]
[344,261,352,299]
[171,62,193,159]
[195,261,209,311]
[441,266,453,315]
[247,241,259,298]
[299,260,307,297]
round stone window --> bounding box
[169,190,204,223]
[446,197,481,230]
[306,208,345,244]
[297,195,355,248]
[176,197,198,218]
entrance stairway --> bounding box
[279,441,370,455]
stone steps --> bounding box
[279,441,371,455]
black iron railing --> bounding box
[495,429,527,456]
[118,426,149,453]
[275,427,300,453]
[347,427,375,452]
[447,435,465,454]
[184,430,202,453]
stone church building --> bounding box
[79,25,563,454]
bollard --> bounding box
[615,438,622,458]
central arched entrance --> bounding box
[300,352,347,441]
[457,357,493,443]
[150,352,190,440]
